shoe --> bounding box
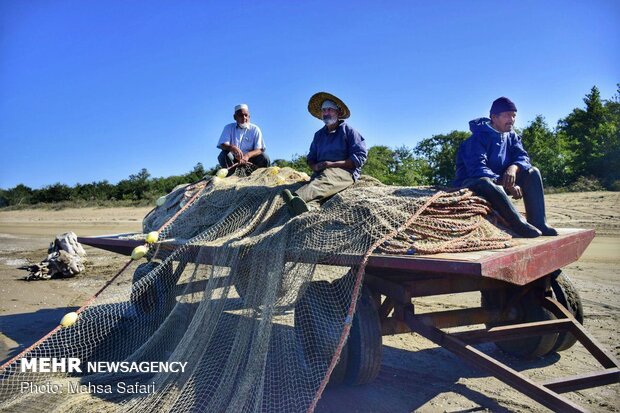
[470,178,541,238]
[281,189,309,217]
[521,168,558,236]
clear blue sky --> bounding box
[1,0,618,189]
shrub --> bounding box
[568,176,604,192]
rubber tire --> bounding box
[550,271,584,352]
[344,285,383,385]
[294,280,348,386]
[482,285,559,359]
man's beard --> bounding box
[322,115,337,126]
[239,123,249,129]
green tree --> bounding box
[183,162,207,182]
[361,146,429,186]
[558,86,620,185]
[520,115,571,187]
[391,146,431,186]
[361,146,398,183]
[116,168,151,200]
[33,183,72,203]
[414,130,470,185]
[3,184,34,205]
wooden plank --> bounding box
[78,228,595,286]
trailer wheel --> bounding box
[344,285,383,385]
[482,286,559,358]
[550,271,584,352]
[294,280,348,387]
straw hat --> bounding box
[307,92,350,120]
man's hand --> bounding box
[312,161,331,172]
[239,153,251,165]
[507,185,523,199]
[229,145,244,161]
[501,164,519,189]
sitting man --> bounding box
[453,97,557,238]
[216,104,270,171]
[283,92,368,216]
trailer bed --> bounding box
[77,227,618,413]
[78,228,594,286]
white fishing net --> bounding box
[0,167,511,412]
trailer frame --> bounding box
[78,228,619,413]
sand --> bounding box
[0,192,618,412]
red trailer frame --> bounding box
[78,228,619,413]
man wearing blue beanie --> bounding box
[453,97,557,238]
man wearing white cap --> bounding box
[282,92,368,216]
[216,104,270,171]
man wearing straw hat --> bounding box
[216,103,270,170]
[283,92,368,216]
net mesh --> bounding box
[0,167,511,412]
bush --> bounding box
[568,176,604,192]
[608,180,620,192]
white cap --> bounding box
[321,100,339,110]
[234,104,249,112]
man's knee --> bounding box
[521,166,540,178]
[295,168,353,203]
[250,152,270,168]
[517,166,542,188]
[466,177,496,190]
[466,177,508,198]
[217,151,230,168]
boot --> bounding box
[281,189,309,217]
[470,179,541,238]
[520,168,558,236]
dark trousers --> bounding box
[217,150,270,168]
[463,167,542,197]
[463,167,555,236]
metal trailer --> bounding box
[78,228,619,413]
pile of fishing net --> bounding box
[19,232,87,281]
[0,167,511,412]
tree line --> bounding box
[1,85,618,208]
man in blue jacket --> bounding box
[283,92,368,216]
[453,97,557,238]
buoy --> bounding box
[216,168,228,178]
[156,195,167,207]
[145,231,159,244]
[60,312,79,328]
[131,245,149,260]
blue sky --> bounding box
[1,0,618,189]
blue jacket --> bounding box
[453,118,531,186]
[307,121,368,181]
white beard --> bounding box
[322,116,337,126]
[239,123,249,129]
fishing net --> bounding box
[0,167,511,412]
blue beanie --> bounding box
[490,97,517,115]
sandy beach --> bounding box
[0,192,618,412]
